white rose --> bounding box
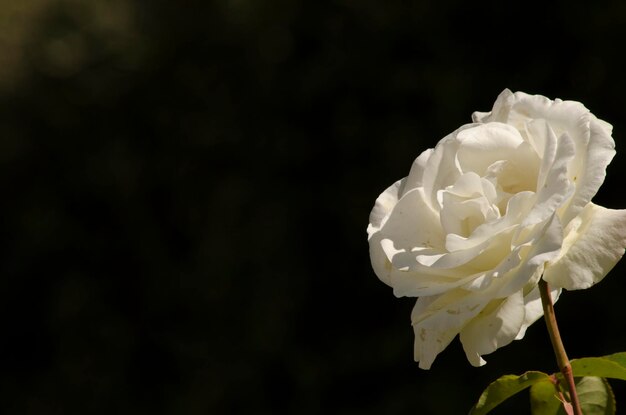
[367,89,626,369]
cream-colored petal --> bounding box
[445,191,535,252]
[523,130,576,226]
[527,119,557,191]
[368,179,408,287]
[444,171,486,198]
[404,148,434,195]
[506,91,590,135]
[562,118,616,223]
[387,245,512,297]
[367,232,394,286]
[461,245,528,293]
[543,203,626,290]
[440,196,496,238]
[378,188,444,257]
[498,214,563,298]
[455,123,524,176]
[369,187,445,289]
[422,129,465,210]
[416,238,490,269]
[472,89,514,123]
[388,268,468,297]
[389,238,515,298]
[460,291,525,366]
[412,291,486,369]
[374,244,480,296]
[367,178,406,237]
[514,285,561,340]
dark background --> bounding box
[1,1,626,414]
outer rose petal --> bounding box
[369,186,445,289]
[515,285,561,340]
[472,89,514,124]
[368,179,405,286]
[562,118,615,223]
[411,291,486,369]
[459,291,525,367]
[422,128,465,209]
[378,188,444,256]
[367,179,405,235]
[404,148,434,195]
[543,203,626,290]
[474,89,616,224]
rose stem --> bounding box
[538,279,582,415]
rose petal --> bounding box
[443,171,488,198]
[526,118,557,191]
[440,195,498,238]
[368,187,446,288]
[367,178,406,236]
[459,291,525,366]
[416,238,490,269]
[498,213,563,298]
[378,188,444,256]
[444,191,535,252]
[422,128,466,210]
[543,203,626,290]
[455,123,525,176]
[562,118,615,223]
[496,90,589,137]
[368,179,409,286]
[404,148,434,195]
[386,266,470,297]
[412,291,486,369]
[514,285,561,340]
[522,129,576,226]
[472,89,514,124]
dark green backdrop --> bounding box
[1,1,625,413]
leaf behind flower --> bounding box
[469,371,552,415]
[530,376,615,415]
[570,352,626,380]
[529,379,563,415]
[575,377,615,415]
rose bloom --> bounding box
[367,89,626,369]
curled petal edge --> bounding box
[543,203,626,290]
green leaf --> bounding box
[530,379,562,415]
[570,352,626,380]
[575,376,615,415]
[469,371,552,415]
[469,352,626,415]
[530,376,616,415]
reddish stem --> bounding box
[538,279,582,415]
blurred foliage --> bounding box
[1,0,626,414]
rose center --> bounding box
[485,159,538,214]
[439,172,500,238]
